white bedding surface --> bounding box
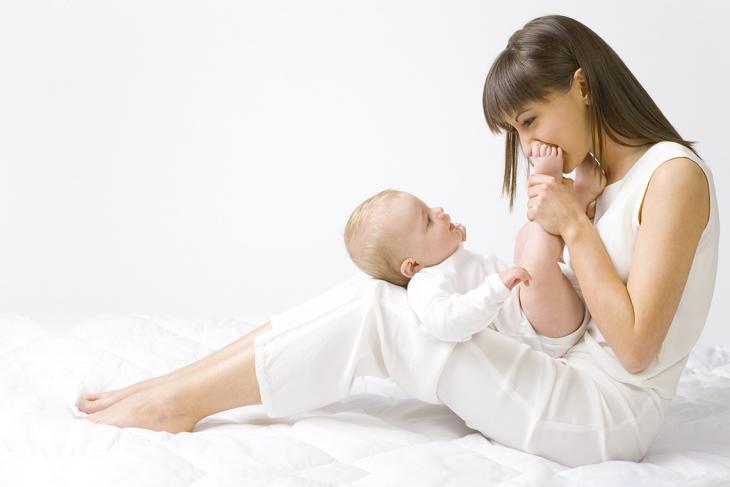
[1,313,729,486]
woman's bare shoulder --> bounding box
[639,157,710,229]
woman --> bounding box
[75,15,719,466]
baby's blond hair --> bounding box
[343,189,411,288]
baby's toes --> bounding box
[530,141,542,158]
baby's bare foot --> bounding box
[574,155,607,212]
[529,141,563,181]
[78,384,198,434]
[76,376,164,414]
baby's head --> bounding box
[343,189,464,287]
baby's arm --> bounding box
[407,266,531,342]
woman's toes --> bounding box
[77,398,102,414]
[77,392,118,413]
[77,393,98,404]
[87,412,103,424]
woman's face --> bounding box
[505,71,593,173]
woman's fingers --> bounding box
[528,173,555,186]
[528,184,545,198]
[528,176,574,195]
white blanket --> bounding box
[1,314,729,486]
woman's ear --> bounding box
[573,68,591,105]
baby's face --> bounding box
[388,193,464,277]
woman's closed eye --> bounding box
[522,117,535,128]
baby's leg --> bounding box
[515,142,584,338]
[514,222,584,338]
[574,155,607,212]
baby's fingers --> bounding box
[516,268,532,286]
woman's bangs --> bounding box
[483,52,544,134]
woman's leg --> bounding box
[78,321,274,432]
[252,270,664,465]
[76,321,272,414]
[79,269,664,466]
[79,272,456,430]
[436,326,666,466]
[253,272,456,417]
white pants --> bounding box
[253,272,668,466]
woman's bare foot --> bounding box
[77,382,198,433]
[77,320,272,427]
[76,376,166,414]
[574,154,607,211]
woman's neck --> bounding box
[600,137,652,185]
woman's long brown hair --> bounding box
[483,15,699,211]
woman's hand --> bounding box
[527,173,586,237]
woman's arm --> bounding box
[528,158,710,374]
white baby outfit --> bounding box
[407,243,585,357]
[254,141,719,466]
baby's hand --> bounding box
[499,266,532,290]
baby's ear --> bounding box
[400,257,418,279]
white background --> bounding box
[0,1,727,344]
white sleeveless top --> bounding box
[563,141,720,400]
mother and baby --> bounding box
[74,15,719,466]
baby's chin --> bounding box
[440,241,462,262]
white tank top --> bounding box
[563,141,720,400]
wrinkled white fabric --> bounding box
[3,314,730,485]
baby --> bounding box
[343,142,606,353]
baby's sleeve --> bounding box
[407,270,512,342]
